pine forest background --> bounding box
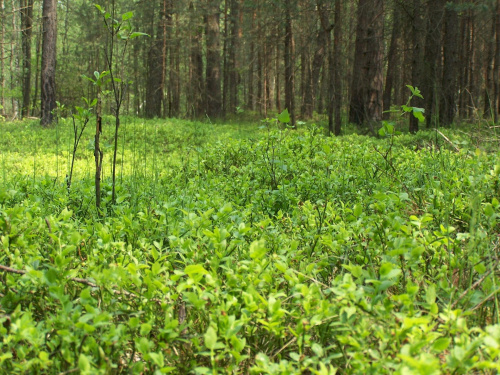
[1,0,499,132]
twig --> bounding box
[435,129,460,153]
[0,264,162,304]
[451,270,493,309]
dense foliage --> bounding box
[1,118,500,373]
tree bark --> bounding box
[40,0,57,127]
[422,0,445,128]
[440,0,460,127]
[205,0,222,118]
[145,0,167,119]
[484,12,495,119]
[20,0,33,118]
[189,1,204,118]
[349,0,384,131]
[284,0,296,127]
[494,0,500,123]
[332,0,342,136]
[0,0,5,116]
[383,1,402,120]
[409,0,424,133]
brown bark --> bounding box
[422,0,445,128]
[20,0,33,118]
[40,0,57,127]
[227,0,241,114]
[304,0,331,119]
[0,0,5,116]
[284,0,295,127]
[494,0,500,122]
[409,0,424,133]
[440,1,460,127]
[383,1,402,120]
[32,19,41,115]
[484,13,495,119]
[332,0,342,136]
[145,0,168,118]
[189,2,204,118]
[349,0,384,131]
[205,0,222,118]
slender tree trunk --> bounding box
[189,2,204,118]
[409,0,424,133]
[349,0,384,131]
[40,0,57,127]
[383,1,402,120]
[205,0,222,118]
[494,0,500,122]
[20,0,33,118]
[227,0,240,114]
[484,13,495,119]
[0,0,5,116]
[145,0,167,118]
[247,9,256,110]
[440,0,460,127]
[32,19,41,115]
[333,0,342,135]
[423,0,445,128]
[284,0,295,127]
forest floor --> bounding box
[1,116,500,374]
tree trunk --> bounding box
[422,0,445,128]
[332,0,342,136]
[284,0,295,127]
[189,1,204,118]
[494,0,500,123]
[145,0,167,119]
[0,0,5,116]
[484,12,495,119]
[20,0,33,118]
[205,0,222,118]
[440,1,460,127]
[227,0,240,114]
[349,0,384,131]
[383,1,402,120]
[32,19,41,115]
[409,0,424,133]
[40,0,57,127]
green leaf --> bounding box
[426,284,436,305]
[249,240,267,260]
[122,11,133,21]
[184,264,208,277]
[130,32,149,39]
[204,326,217,350]
[277,109,290,124]
[431,338,450,352]
[78,354,91,374]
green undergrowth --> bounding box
[1,118,500,374]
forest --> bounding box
[1,0,500,374]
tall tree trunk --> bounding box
[284,0,295,127]
[205,0,222,118]
[409,0,424,133]
[32,18,41,115]
[20,0,33,118]
[247,8,256,110]
[484,12,495,119]
[227,0,240,114]
[440,1,460,127]
[189,1,204,118]
[494,0,500,123]
[422,0,445,128]
[40,0,57,127]
[332,0,342,136]
[305,0,331,119]
[145,0,167,119]
[383,1,402,120]
[349,0,384,131]
[0,0,5,116]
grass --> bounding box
[0,116,500,374]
